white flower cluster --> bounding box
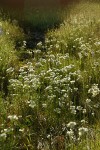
[67,122,76,128]
[6,67,14,73]
[0,128,13,140]
[88,84,100,97]
[78,127,88,137]
[8,115,19,121]
[27,100,36,109]
[0,133,7,140]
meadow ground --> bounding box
[0,1,100,150]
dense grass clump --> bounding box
[0,1,100,150]
[0,18,25,96]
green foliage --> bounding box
[0,17,25,96]
[0,1,100,150]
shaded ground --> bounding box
[0,0,78,49]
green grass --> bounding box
[0,1,100,150]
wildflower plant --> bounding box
[0,1,100,150]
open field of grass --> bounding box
[0,1,100,149]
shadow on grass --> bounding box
[21,8,64,48]
[0,7,65,48]
[0,0,79,49]
[0,0,80,49]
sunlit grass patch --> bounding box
[0,16,25,96]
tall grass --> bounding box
[0,1,100,150]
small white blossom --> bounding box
[81,120,87,124]
[19,128,25,132]
[78,127,88,138]
[79,127,88,133]
[6,67,14,73]
[83,109,86,114]
[67,129,74,138]
[37,42,42,47]
[0,133,7,139]
[86,99,91,103]
[47,134,51,139]
[54,108,61,114]
[67,122,76,128]
[8,115,18,120]
[88,84,100,97]
[77,106,83,111]
[71,109,76,114]
[42,103,47,108]
[28,100,36,109]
